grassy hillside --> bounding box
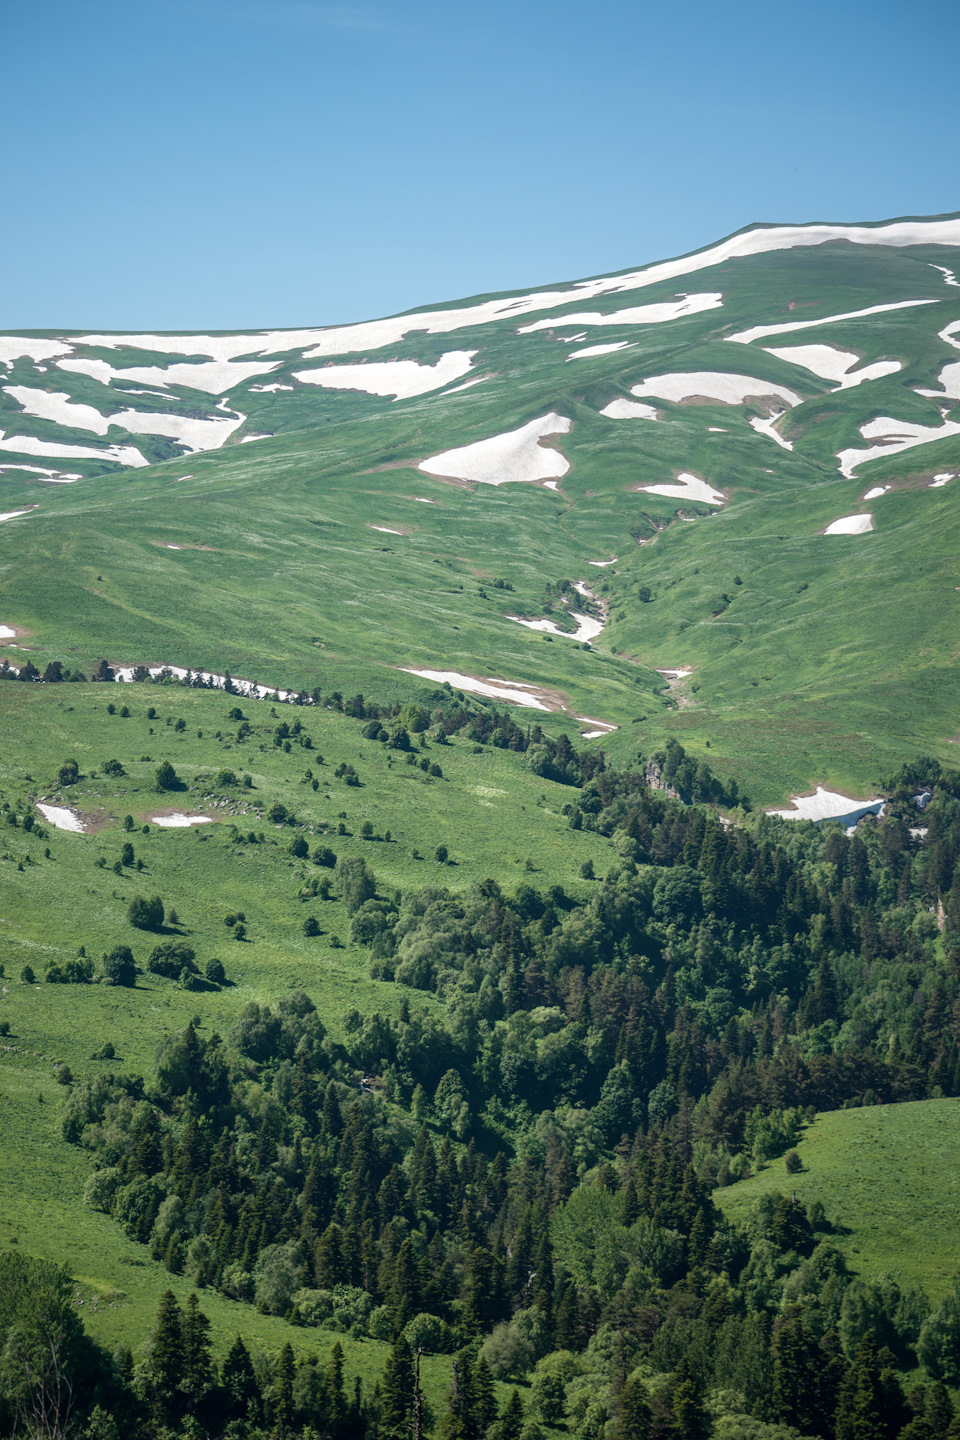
[2,223,960,803]
[716,1099,960,1303]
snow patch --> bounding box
[600,398,659,421]
[0,430,146,467]
[638,472,724,506]
[520,293,723,334]
[824,513,874,535]
[626,372,802,407]
[0,337,72,364]
[567,341,635,361]
[0,463,82,481]
[35,803,86,832]
[657,667,693,679]
[250,382,294,392]
[370,525,403,535]
[0,625,16,638]
[931,264,960,287]
[727,299,937,346]
[862,486,890,500]
[769,787,883,824]
[588,557,618,566]
[931,472,955,488]
[418,413,571,486]
[3,386,244,452]
[151,813,214,828]
[837,414,960,477]
[762,343,902,389]
[0,507,37,522]
[914,319,960,403]
[293,350,475,400]
[56,356,278,396]
[399,669,550,710]
[749,411,793,449]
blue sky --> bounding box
[5,0,959,329]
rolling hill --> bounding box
[3,212,960,807]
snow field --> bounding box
[625,372,802,407]
[567,342,635,361]
[726,298,937,346]
[769,786,883,824]
[293,350,475,400]
[638,472,724,506]
[824,514,874,535]
[749,411,793,449]
[0,429,147,466]
[151,814,214,828]
[599,399,659,421]
[762,343,902,389]
[399,670,550,710]
[418,414,571,486]
[519,293,723,334]
[4,387,244,452]
[837,415,960,477]
[915,319,960,403]
[0,463,82,481]
[35,803,87,832]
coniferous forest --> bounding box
[4,683,960,1440]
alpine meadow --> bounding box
[4,213,960,1440]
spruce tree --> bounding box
[380,1333,413,1439]
[271,1341,296,1433]
[612,1374,651,1440]
[147,1290,185,1426]
[221,1334,259,1421]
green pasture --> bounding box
[716,1100,960,1303]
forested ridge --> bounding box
[5,719,960,1439]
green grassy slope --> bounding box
[2,224,960,805]
[716,1099,960,1302]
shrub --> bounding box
[102,759,125,777]
[314,846,336,867]
[103,946,136,986]
[20,965,36,984]
[205,957,226,984]
[147,941,197,979]
[785,1149,802,1174]
[154,760,179,791]
[216,769,238,787]
[435,844,448,863]
[128,895,165,931]
[289,835,308,858]
[303,917,321,937]
[267,801,289,824]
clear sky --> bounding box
[5,0,959,330]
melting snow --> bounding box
[293,350,475,400]
[657,667,693,679]
[762,343,902,389]
[370,525,403,535]
[862,485,891,500]
[0,337,73,363]
[0,429,147,466]
[588,557,618,566]
[726,298,937,346]
[824,513,874,534]
[837,414,960,477]
[0,625,16,638]
[930,472,955,488]
[250,382,294,392]
[399,669,550,710]
[769,787,883,824]
[915,319,960,403]
[0,507,38,522]
[0,463,82,481]
[625,372,802,407]
[567,342,635,361]
[56,356,279,395]
[519,293,723,334]
[600,399,659,420]
[418,413,571,486]
[749,411,793,449]
[151,813,214,828]
[35,803,87,832]
[931,264,960,287]
[4,386,244,452]
[638,472,724,506]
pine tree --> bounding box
[326,1341,348,1438]
[221,1334,259,1421]
[147,1290,185,1425]
[271,1341,296,1433]
[380,1333,413,1439]
[612,1374,651,1440]
[496,1389,524,1440]
[181,1293,214,1412]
